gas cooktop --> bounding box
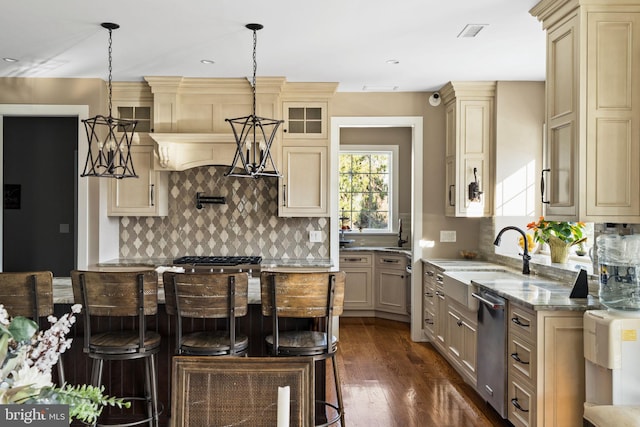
[172,256,262,266]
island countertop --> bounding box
[95,257,333,270]
[53,275,261,305]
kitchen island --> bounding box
[55,258,333,427]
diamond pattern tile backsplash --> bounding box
[119,166,329,259]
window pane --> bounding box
[289,108,304,120]
[338,150,393,232]
[306,107,322,120]
[306,121,322,134]
[288,121,304,133]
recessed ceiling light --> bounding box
[200,59,215,64]
[386,59,400,65]
[457,24,488,38]
[3,57,18,63]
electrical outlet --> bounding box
[309,230,322,243]
[440,230,457,242]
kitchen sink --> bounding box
[443,270,516,310]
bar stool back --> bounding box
[71,270,160,427]
[0,271,65,385]
[163,271,249,356]
[260,271,346,426]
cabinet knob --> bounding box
[456,320,463,327]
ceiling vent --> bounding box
[457,24,488,38]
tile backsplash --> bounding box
[119,166,329,259]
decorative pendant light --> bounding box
[225,23,283,178]
[81,22,138,179]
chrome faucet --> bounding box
[398,218,408,248]
[494,226,530,275]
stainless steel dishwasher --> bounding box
[472,289,507,418]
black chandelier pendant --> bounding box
[81,22,138,179]
[225,23,283,178]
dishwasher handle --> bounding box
[471,292,505,310]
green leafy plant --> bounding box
[526,216,586,246]
[0,304,130,423]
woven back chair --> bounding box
[0,271,65,385]
[163,271,249,356]
[260,271,346,426]
[71,270,161,427]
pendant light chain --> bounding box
[251,27,257,117]
[107,26,114,118]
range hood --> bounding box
[149,133,242,171]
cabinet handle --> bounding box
[456,320,463,327]
[343,258,363,262]
[424,292,434,297]
[425,319,434,325]
[510,352,530,365]
[511,398,529,413]
[426,271,434,277]
[541,168,550,205]
[436,274,443,284]
[382,258,400,264]
[282,184,287,206]
[511,317,530,328]
[150,184,155,207]
[435,291,444,297]
[448,184,455,206]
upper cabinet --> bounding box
[107,144,168,217]
[532,0,640,222]
[278,83,337,217]
[440,82,496,217]
[108,82,168,217]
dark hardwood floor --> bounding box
[332,317,510,427]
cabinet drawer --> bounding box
[376,254,407,269]
[508,372,536,427]
[340,253,373,267]
[508,304,537,342]
[424,307,435,332]
[508,335,536,385]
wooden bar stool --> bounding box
[260,271,346,427]
[0,271,65,385]
[163,271,249,356]
[71,270,161,427]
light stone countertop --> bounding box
[422,258,601,311]
[340,246,412,256]
[53,276,262,305]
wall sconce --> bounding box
[468,167,483,202]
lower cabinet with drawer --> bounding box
[506,301,585,427]
[340,252,374,311]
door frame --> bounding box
[330,116,423,341]
[0,104,94,270]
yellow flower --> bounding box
[518,234,536,252]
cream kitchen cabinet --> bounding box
[506,301,585,427]
[446,299,478,387]
[107,144,168,217]
[440,81,495,218]
[279,145,328,217]
[374,253,409,319]
[282,102,327,140]
[279,89,335,218]
[532,2,640,222]
[422,267,437,340]
[340,252,374,311]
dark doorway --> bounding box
[3,116,77,276]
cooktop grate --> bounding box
[173,256,263,266]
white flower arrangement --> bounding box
[0,304,129,423]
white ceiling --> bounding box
[0,0,546,92]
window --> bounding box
[339,146,398,233]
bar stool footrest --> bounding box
[315,399,341,427]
